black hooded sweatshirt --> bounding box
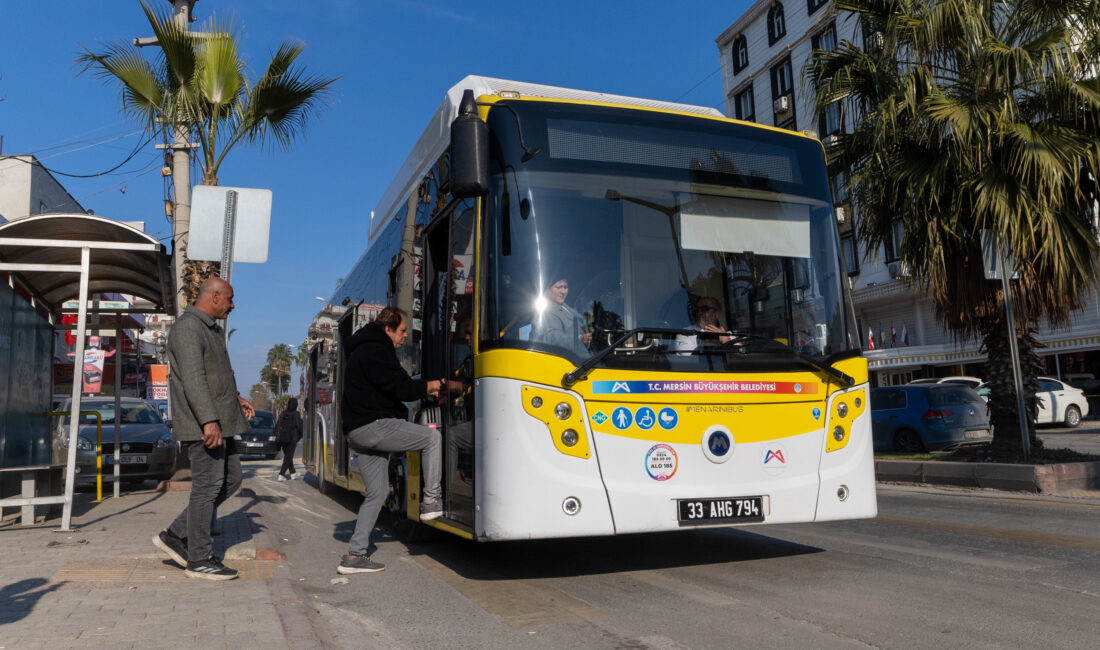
[341,321,428,433]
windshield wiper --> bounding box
[561,328,686,387]
[724,334,855,387]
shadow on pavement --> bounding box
[0,578,65,624]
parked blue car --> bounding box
[870,385,993,452]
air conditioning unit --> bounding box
[835,205,849,224]
[887,261,910,279]
[773,95,791,113]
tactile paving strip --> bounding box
[51,558,276,586]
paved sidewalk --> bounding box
[0,462,330,649]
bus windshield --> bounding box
[483,101,859,372]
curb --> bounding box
[876,460,1100,494]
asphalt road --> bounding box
[243,457,1100,649]
[1037,418,1100,456]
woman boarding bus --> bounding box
[304,76,876,541]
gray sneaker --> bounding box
[419,497,444,521]
[337,554,385,574]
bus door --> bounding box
[334,308,360,482]
[304,344,320,469]
[420,199,478,527]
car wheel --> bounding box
[893,428,926,453]
[1064,405,1082,429]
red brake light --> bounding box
[922,409,954,420]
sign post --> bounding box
[981,230,1030,460]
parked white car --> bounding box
[975,377,1090,428]
[908,376,983,390]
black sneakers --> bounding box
[337,554,386,574]
[185,557,239,581]
[153,529,188,567]
[419,497,444,521]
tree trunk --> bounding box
[981,317,1043,460]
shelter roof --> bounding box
[0,213,173,313]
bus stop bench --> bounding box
[0,464,66,526]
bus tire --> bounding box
[387,457,433,543]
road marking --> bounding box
[876,514,1100,551]
[405,554,608,628]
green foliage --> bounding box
[77,0,338,186]
[248,382,272,411]
[809,0,1100,457]
[261,343,293,396]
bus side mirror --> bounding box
[451,89,489,198]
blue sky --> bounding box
[1,0,752,393]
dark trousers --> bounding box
[168,438,241,562]
[278,440,298,476]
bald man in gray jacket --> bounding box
[153,277,254,581]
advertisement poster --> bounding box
[82,349,106,394]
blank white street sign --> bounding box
[188,186,272,263]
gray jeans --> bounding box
[346,418,441,556]
[168,438,241,562]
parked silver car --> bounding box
[53,398,178,486]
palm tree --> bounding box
[809,0,1100,458]
[78,1,337,309]
[262,343,294,399]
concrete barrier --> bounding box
[876,460,1100,494]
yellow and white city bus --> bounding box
[304,76,876,541]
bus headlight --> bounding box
[837,485,850,501]
[554,402,572,420]
[561,429,579,447]
[531,396,543,408]
[836,402,848,418]
[832,425,845,442]
[562,496,581,515]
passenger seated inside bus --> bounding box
[530,275,592,356]
[673,295,733,353]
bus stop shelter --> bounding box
[0,213,173,529]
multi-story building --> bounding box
[715,1,1100,389]
[0,155,86,222]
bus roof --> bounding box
[366,76,725,245]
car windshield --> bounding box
[482,101,859,372]
[249,412,275,429]
[927,386,984,407]
[63,401,163,425]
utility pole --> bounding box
[136,0,198,316]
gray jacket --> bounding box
[166,306,249,441]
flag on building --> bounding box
[867,327,875,350]
[879,326,885,347]
[891,324,896,347]
[902,324,910,346]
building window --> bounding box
[807,0,828,16]
[812,21,837,53]
[732,35,748,74]
[770,57,796,129]
[885,218,904,262]
[767,3,787,46]
[840,232,860,275]
[734,84,755,122]
[830,168,850,204]
[819,102,842,136]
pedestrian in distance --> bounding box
[275,397,303,480]
[152,277,254,581]
[337,306,451,575]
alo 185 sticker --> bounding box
[645,443,678,481]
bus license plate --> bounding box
[677,496,764,525]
